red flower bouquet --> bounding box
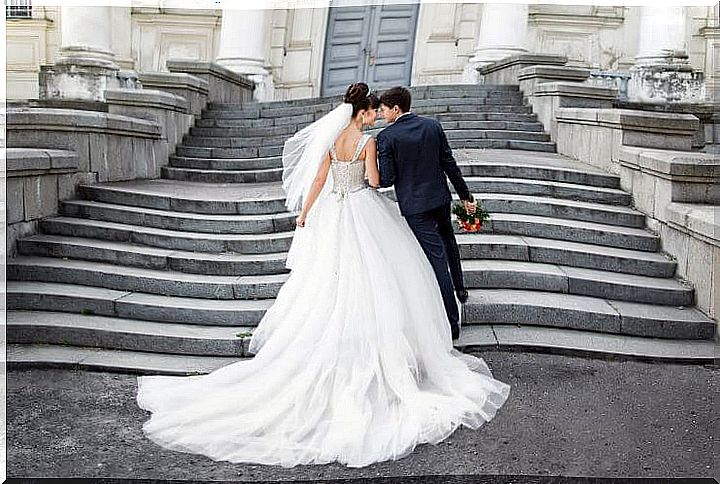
[452,200,490,233]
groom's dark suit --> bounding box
[376,112,473,338]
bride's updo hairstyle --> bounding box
[344,82,380,117]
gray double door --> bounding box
[321,3,419,97]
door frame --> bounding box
[320,1,419,96]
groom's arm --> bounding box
[376,131,396,188]
[437,121,473,202]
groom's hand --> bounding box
[464,196,477,214]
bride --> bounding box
[136,82,511,468]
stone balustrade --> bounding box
[478,53,719,324]
[166,60,255,104]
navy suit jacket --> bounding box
[376,112,472,216]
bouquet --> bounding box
[452,199,490,233]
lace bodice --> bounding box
[329,134,371,199]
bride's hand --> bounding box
[296,214,307,227]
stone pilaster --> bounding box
[628,6,705,103]
[39,6,121,102]
[463,3,529,83]
[216,8,273,101]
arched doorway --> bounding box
[321,2,419,96]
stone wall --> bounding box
[480,54,720,324]
[6,60,254,256]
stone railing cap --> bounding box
[166,59,255,90]
[534,81,617,99]
[7,107,162,137]
[556,107,700,132]
[6,147,78,173]
[138,71,209,93]
[478,53,568,74]
[518,65,591,81]
[105,87,190,113]
[619,146,720,177]
[666,203,720,245]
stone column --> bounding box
[40,6,121,101]
[216,8,273,101]
[463,3,529,82]
[629,6,704,103]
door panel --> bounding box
[321,6,373,95]
[321,3,418,96]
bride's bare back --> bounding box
[333,128,370,162]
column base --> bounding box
[215,58,274,101]
[40,48,121,102]
[629,52,706,103]
[462,48,529,83]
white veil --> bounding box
[281,102,353,212]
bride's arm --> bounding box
[296,153,331,227]
[364,138,381,188]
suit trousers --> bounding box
[404,203,465,331]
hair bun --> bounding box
[344,83,370,105]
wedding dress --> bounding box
[136,110,511,469]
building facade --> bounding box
[6,1,719,102]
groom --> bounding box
[376,86,477,340]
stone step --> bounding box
[175,144,283,159]
[194,111,539,128]
[456,234,676,278]
[169,155,283,171]
[413,84,521,95]
[204,104,534,119]
[448,139,556,152]
[462,259,693,306]
[204,91,525,113]
[176,139,556,157]
[7,281,272,326]
[445,129,550,142]
[170,155,612,187]
[457,325,719,365]
[414,105,533,115]
[457,160,620,188]
[206,86,521,109]
[7,281,714,340]
[203,97,528,122]
[441,120,544,132]
[9,256,288,299]
[190,125,299,137]
[463,177,631,205]
[471,213,660,252]
[61,199,295,234]
[10,324,717,375]
[472,193,645,227]
[189,119,546,138]
[18,234,289,276]
[38,217,293,254]
[161,166,283,183]
[434,112,538,122]
[7,311,252,357]
[413,96,525,107]
[8,254,687,305]
[182,127,550,148]
[464,289,715,340]
[78,179,288,214]
[6,344,242,375]
[18,230,673,280]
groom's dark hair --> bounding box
[380,86,411,113]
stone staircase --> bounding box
[7,84,718,374]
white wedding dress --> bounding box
[136,133,511,468]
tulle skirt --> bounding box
[136,187,510,468]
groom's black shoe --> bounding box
[456,289,469,304]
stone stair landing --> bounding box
[7,85,719,374]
